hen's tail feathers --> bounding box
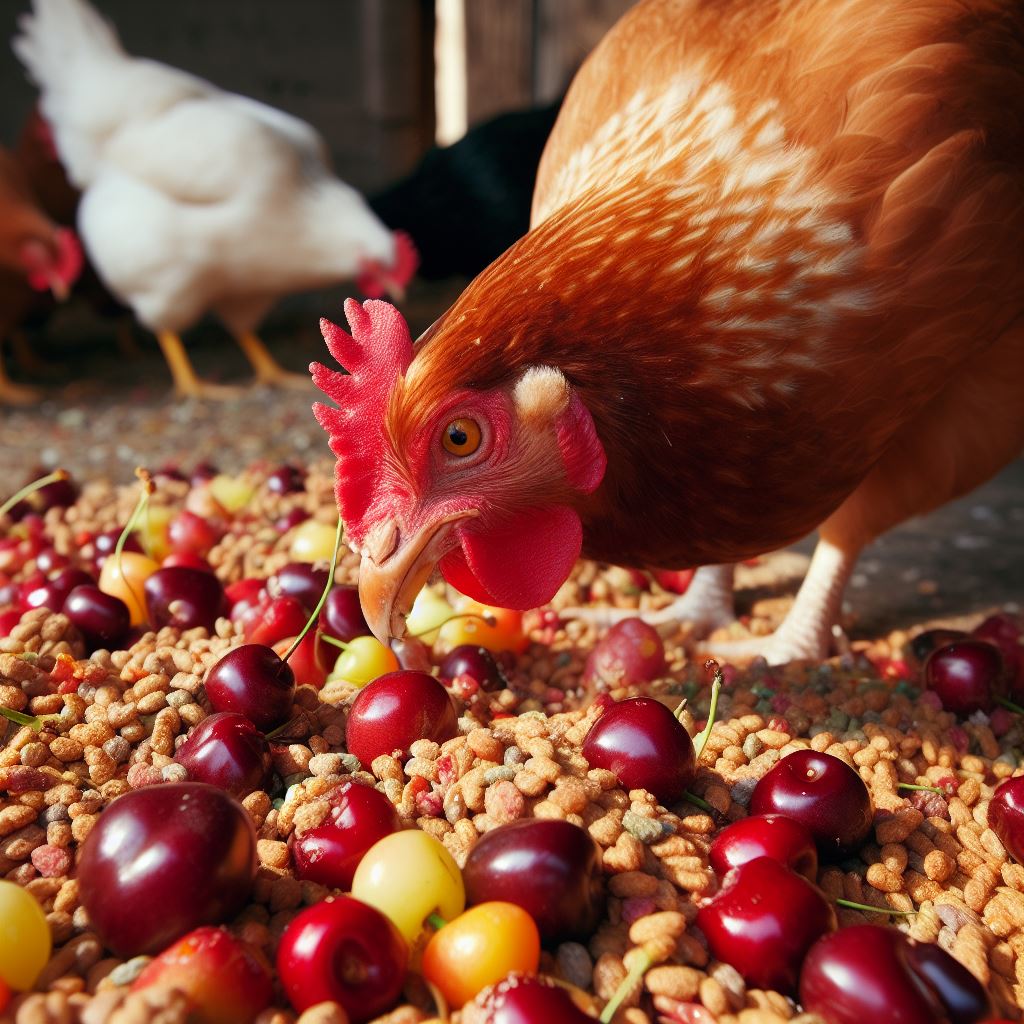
[13,0,123,87]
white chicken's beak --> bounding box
[384,280,406,304]
[47,272,70,302]
[358,510,478,643]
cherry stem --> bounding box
[898,782,943,795]
[407,611,496,639]
[281,517,343,664]
[692,663,723,761]
[0,468,69,520]
[599,949,652,1024]
[426,912,447,931]
[995,696,1024,715]
[0,706,61,733]
[318,632,351,652]
[682,791,713,813]
[116,468,154,615]
[835,897,916,916]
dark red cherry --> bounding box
[709,813,818,882]
[988,776,1024,865]
[462,818,605,943]
[76,782,257,957]
[34,549,70,575]
[906,628,970,669]
[161,552,215,573]
[0,608,22,637]
[93,528,143,568]
[582,618,666,688]
[276,896,406,1022]
[470,972,594,1023]
[972,614,1023,691]
[205,644,296,732]
[319,586,368,644]
[581,696,695,805]
[749,750,872,860]
[268,562,330,614]
[144,567,227,632]
[190,462,219,486]
[696,856,834,994]
[24,567,94,612]
[439,645,508,692]
[799,924,991,1024]
[275,508,310,533]
[346,671,458,768]
[291,781,401,890]
[266,464,306,494]
[63,585,130,650]
[175,712,274,798]
[7,473,77,521]
[167,510,221,559]
[924,640,1007,715]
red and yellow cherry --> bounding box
[462,818,605,943]
[205,644,296,732]
[276,896,407,1022]
[242,595,309,648]
[439,600,527,654]
[924,640,1008,715]
[799,925,991,1024]
[291,781,401,890]
[0,879,51,990]
[709,813,818,882]
[273,632,327,689]
[289,520,339,563]
[345,670,458,768]
[422,902,540,1008]
[63,584,130,651]
[988,775,1024,865]
[174,713,273,798]
[167,510,222,559]
[76,783,257,956]
[352,830,465,945]
[319,585,369,645]
[582,618,666,688]
[469,973,595,1024]
[696,856,835,994]
[406,587,455,644]
[749,750,873,860]
[581,696,695,805]
[99,550,161,626]
[325,635,399,688]
[145,566,227,632]
[131,926,273,1024]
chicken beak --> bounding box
[47,271,69,302]
[384,280,406,304]
[358,510,478,644]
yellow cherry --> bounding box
[289,520,339,563]
[208,474,255,513]
[0,880,51,990]
[406,587,455,645]
[326,635,399,688]
[99,551,161,626]
[136,504,174,561]
[352,830,465,946]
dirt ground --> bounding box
[2,279,1022,640]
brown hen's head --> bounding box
[311,299,606,642]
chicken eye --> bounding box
[442,418,482,457]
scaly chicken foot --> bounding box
[702,540,855,665]
[156,331,242,400]
[564,564,737,636]
[235,331,310,389]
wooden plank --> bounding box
[463,0,534,127]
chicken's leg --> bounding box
[234,331,310,389]
[0,339,43,405]
[156,331,240,400]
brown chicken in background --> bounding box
[315,0,1024,664]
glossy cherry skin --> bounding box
[988,776,1024,865]
[175,713,274,798]
[242,595,309,648]
[144,567,227,633]
[799,924,991,1024]
[268,562,329,614]
[924,640,1007,715]
[582,696,695,805]
[92,528,143,569]
[470,972,594,1024]
[709,813,818,882]
[319,585,368,644]
[62,585,130,650]
[696,856,835,994]
[34,549,70,575]
[265,464,306,494]
[225,578,266,621]
[275,508,310,533]
[462,818,605,943]
[972,614,1022,687]
[272,632,327,689]
[291,781,401,890]
[76,783,257,957]
[276,896,407,1022]
[439,645,508,692]
[906,628,970,669]
[346,670,459,768]
[24,567,94,612]
[0,608,21,638]
[167,510,221,559]
[749,750,873,860]
[205,645,296,732]
[582,618,666,688]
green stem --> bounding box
[836,898,916,916]
[318,633,351,652]
[898,782,943,795]
[115,469,154,618]
[599,950,652,1024]
[995,696,1024,715]
[281,517,343,664]
[426,912,447,932]
[692,665,723,761]
[0,707,60,733]
[0,468,69,520]
[407,611,495,639]
[683,791,713,813]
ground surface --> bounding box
[2,280,1022,639]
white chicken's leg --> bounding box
[705,540,856,664]
[234,331,310,389]
[156,331,241,400]
[565,563,737,634]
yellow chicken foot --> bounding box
[156,331,241,400]
[702,541,855,665]
[0,341,43,405]
[235,331,310,389]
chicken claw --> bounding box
[235,332,310,390]
[156,331,242,401]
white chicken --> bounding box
[13,0,417,398]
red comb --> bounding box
[311,299,415,542]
